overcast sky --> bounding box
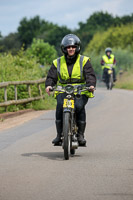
[0,0,133,36]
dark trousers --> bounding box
[56,93,88,122]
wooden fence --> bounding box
[0,78,46,109]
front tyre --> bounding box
[63,112,70,160]
[109,74,113,90]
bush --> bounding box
[0,49,45,83]
[32,95,56,110]
[26,38,57,65]
[84,51,103,78]
[113,47,133,71]
[84,23,133,54]
[0,49,53,112]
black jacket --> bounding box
[45,55,96,88]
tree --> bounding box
[17,15,71,55]
[0,33,21,54]
[38,25,71,55]
[76,11,114,52]
[18,16,53,48]
[0,12,133,56]
[76,11,133,52]
[84,24,133,54]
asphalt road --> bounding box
[0,88,133,200]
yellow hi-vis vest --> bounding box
[102,54,115,69]
[53,54,94,98]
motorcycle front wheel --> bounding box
[109,74,113,90]
[63,112,70,160]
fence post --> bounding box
[4,87,7,101]
[4,87,8,112]
[0,78,46,110]
[38,84,42,97]
[27,84,31,98]
[15,85,17,100]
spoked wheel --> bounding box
[63,112,70,160]
[109,74,113,90]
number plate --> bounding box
[63,99,74,108]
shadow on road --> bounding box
[21,152,81,161]
[98,193,133,197]
[21,152,65,161]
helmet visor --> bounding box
[66,45,77,49]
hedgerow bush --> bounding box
[84,24,133,54]
[0,48,56,113]
[26,38,57,65]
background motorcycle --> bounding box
[104,64,115,90]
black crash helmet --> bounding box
[61,34,81,55]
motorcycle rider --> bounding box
[101,47,117,82]
[45,34,96,146]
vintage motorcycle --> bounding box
[51,84,92,160]
[105,64,115,90]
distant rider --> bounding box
[101,47,117,82]
[45,34,96,146]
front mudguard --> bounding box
[63,108,71,113]
[63,108,73,134]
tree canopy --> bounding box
[75,12,133,52]
[0,11,133,55]
[17,16,71,55]
[0,10,133,78]
[84,23,133,54]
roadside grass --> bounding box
[115,71,133,90]
[32,93,57,110]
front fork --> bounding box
[63,107,73,135]
[71,110,77,134]
[63,98,78,149]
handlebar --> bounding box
[50,85,95,93]
[104,64,115,68]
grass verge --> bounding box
[115,71,133,90]
[32,93,57,110]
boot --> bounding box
[52,120,62,145]
[102,70,106,82]
[113,68,117,82]
[77,121,86,146]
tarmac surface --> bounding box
[0,88,133,200]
